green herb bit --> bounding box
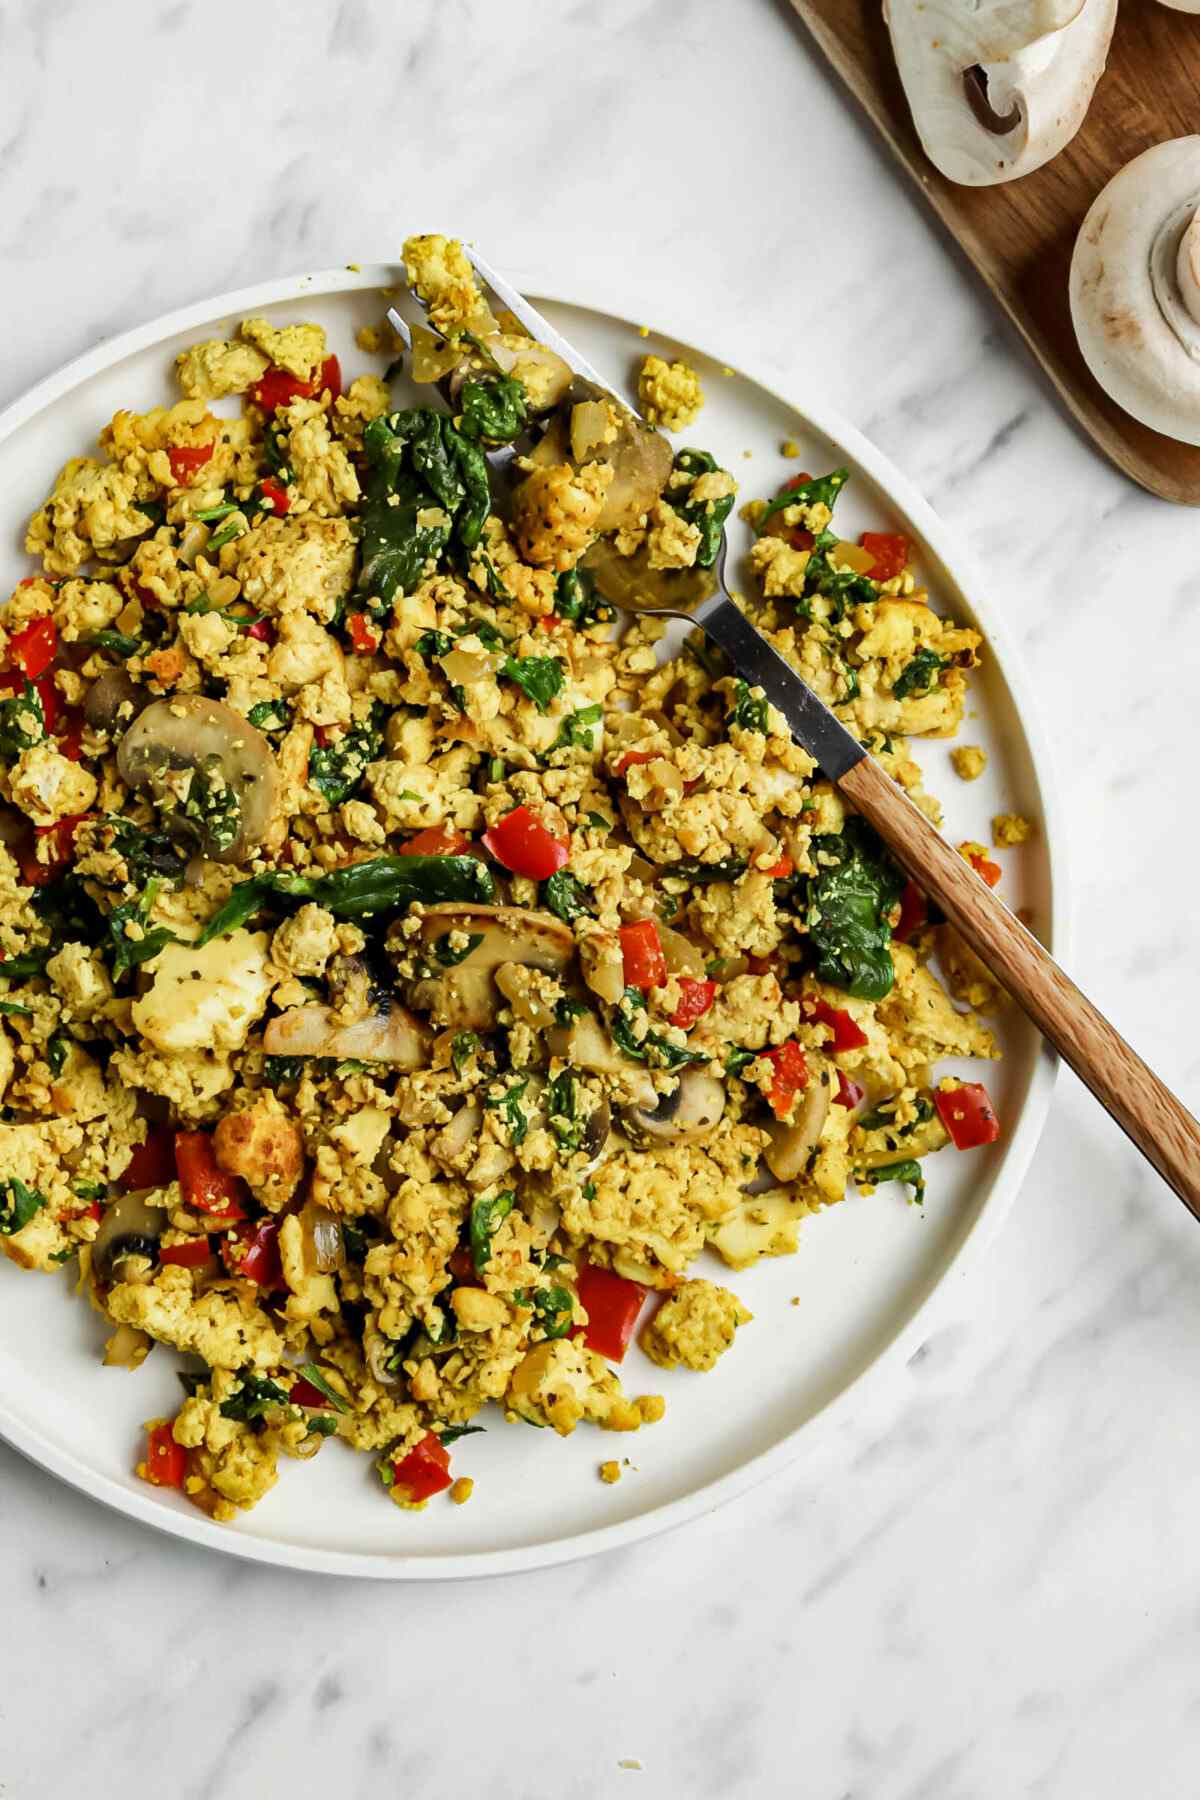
[551,704,602,753]
[542,869,592,924]
[219,1373,291,1423]
[247,700,291,733]
[863,1158,926,1206]
[438,1423,486,1446]
[730,679,768,734]
[433,931,484,968]
[755,466,849,532]
[451,1030,480,1077]
[0,680,47,761]
[0,1178,47,1236]
[469,1189,515,1272]
[487,1077,530,1146]
[297,1363,350,1414]
[501,654,565,713]
[89,630,142,659]
[892,648,948,701]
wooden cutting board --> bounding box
[791,1,1200,505]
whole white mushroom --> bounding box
[884,0,1117,186]
[1070,137,1200,444]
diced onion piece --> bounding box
[828,539,876,576]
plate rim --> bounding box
[0,262,1068,1580]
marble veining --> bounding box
[3,1,1200,1795]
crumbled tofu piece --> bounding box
[950,745,987,781]
[131,930,273,1054]
[641,1279,752,1372]
[637,355,704,431]
[992,812,1033,847]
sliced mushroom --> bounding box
[764,1079,831,1184]
[622,1068,726,1146]
[307,1203,345,1273]
[1070,137,1200,444]
[545,1013,658,1110]
[524,380,673,535]
[884,0,1115,187]
[410,904,575,1029]
[84,667,147,734]
[93,1190,164,1283]
[263,999,429,1066]
[117,694,279,864]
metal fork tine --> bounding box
[385,306,412,351]
[463,247,625,403]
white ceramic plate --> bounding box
[0,266,1065,1579]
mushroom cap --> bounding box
[117,694,279,863]
[1070,137,1200,445]
[1156,0,1200,12]
[885,0,1115,187]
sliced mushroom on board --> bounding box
[883,0,1116,187]
[1070,136,1200,445]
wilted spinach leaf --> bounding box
[357,409,491,609]
[803,819,903,1001]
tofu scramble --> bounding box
[0,235,1007,1522]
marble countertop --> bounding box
[4,1,1200,1795]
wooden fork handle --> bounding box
[839,754,1200,1217]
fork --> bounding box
[393,250,1200,1214]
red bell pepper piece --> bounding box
[222,1217,285,1289]
[33,671,59,734]
[18,811,89,887]
[806,998,869,1053]
[57,709,85,761]
[859,531,909,584]
[760,1041,809,1118]
[174,1131,247,1219]
[289,1377,330,1409]
[314,354,342,401]
[392,1432,453,1503]
[670,977,717,1029]
[142,1423,188,1490]
[448,1243,481,1286]
[616,749,657,776]
[259,477,290,515]
[8,615,57,680]
[402,824,471,857]
[894,880,928,943]
[763,856,794,879]
[482,805,569,880]
[619,919,667,991]
[934,1082,1000,1151]
[835,1070,865,1109]
[167,443,214,484]
[346,611,379,655]
[575,1262,647,1363]
[122,1126,178,1191]
[159,1238,215,1269]
[252,354,342,413]
[961,844,1002,889]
